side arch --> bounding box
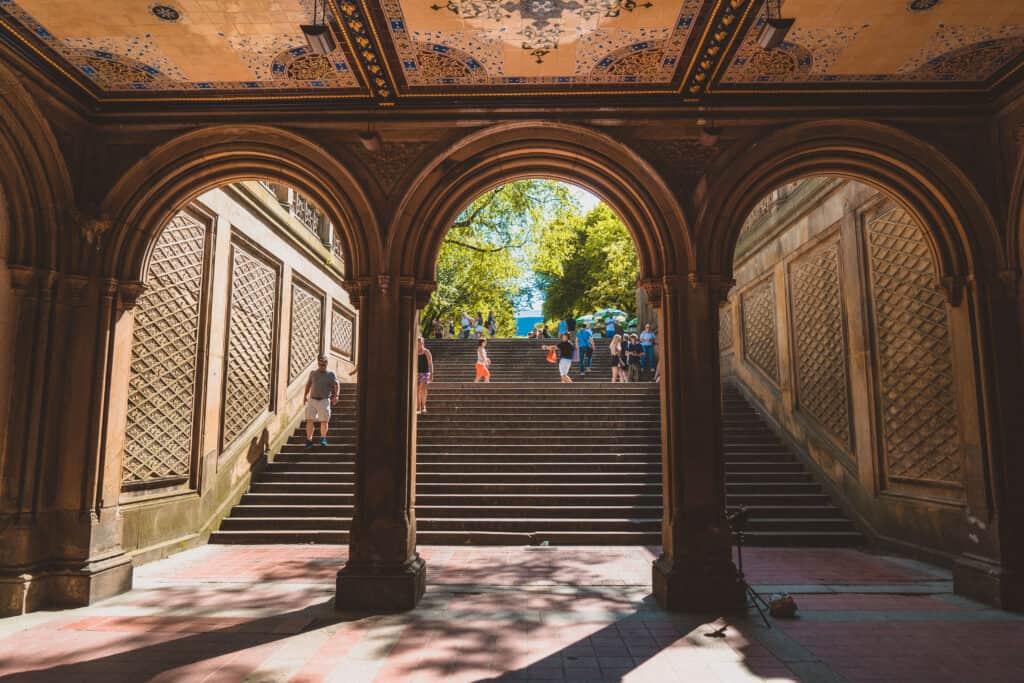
[388,121,694,286]
[697,120,1003,290]
[100,125,381,284]
[0,61,74,271]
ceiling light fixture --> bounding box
[757,0,795,51]
[301,0,336,56]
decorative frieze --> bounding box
[123,212,206,488]
[332,304,355,359]
[719,305,733,351]
[289,282,324,383]
[222,244,278,446]
[866,204,961,486]
[789,239,851,447]
[741,278,780,383]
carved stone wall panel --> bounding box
[741,278,780,383]
[789,239,851,447]
[866,205,961,486]
[719,305,733,351]
[332,304,355,359]
[123,212,206,487]
[289,283,323,383]
[223,245,278,446]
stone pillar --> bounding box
[953,271,1024,610]
[0,272,134,615]
[650,275,746,612]
[336,275,426,611]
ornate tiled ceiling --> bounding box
[0,0,1021,103]
[719,0,1024,89]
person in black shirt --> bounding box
[543,333,575,383]
[416,336,434,415]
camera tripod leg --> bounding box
[743,581,771,628]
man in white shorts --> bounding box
[303,355,340,449]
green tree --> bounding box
[422,180,575,337]
[534,204,638,323]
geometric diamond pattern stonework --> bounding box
[789,240,851,447]
[222,246,277,447]
[289,283,323,383]
[332,304,354,358]
[742,278,780,383]
[867,205,961,485]
[719,306,733,351]
[123,212,205,487]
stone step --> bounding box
[220,517,353,531]
[416,517,661,532]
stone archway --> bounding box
[101,125,381,286]
[336,122,747,613]
[697,120,1020,608]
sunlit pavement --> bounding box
[1,545,1022,682]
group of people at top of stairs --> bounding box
[430,311,497,339]
[543,322,659,384]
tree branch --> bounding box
[444,237,526,253]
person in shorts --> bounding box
[475,338,491,382]
[543,333,575,383]
[416,336,434,415]
[304,355,339,449]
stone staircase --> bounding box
[211,339,861,546]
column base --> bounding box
[652,553,746,613]
[0,552,134,617]
[336,554,426,612]
[954,554,1023,611]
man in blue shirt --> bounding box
[639,323,656,379]
[576,323,594,375]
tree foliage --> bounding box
[534,204,638,322]
[422,180,574,336]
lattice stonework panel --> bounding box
[223,246,277,446]
[790,240,851,447]
[332,305,354,358]
[742,279,780,383]
[290,283,323,382]
[123,212,206,487]
[719,306,733,351]
[867,206,961,485]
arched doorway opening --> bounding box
[414,177,659,546]
[106,178,359,559]
[335,122,745,614]
[716,170,995,602]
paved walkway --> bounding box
[1,545,1021,682]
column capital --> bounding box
[117,281,146,311]
[341,277,373,310]
[397,277,436,309]
[688,272,736,305]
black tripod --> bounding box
[727,506,771,628]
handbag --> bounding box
[546,348,557,364]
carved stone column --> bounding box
[0,273,136,615]
[953,269,1024,610]
[650,274,746,611]
[335,275,426,611]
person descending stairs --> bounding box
[211,338,862,546]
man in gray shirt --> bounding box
[304,355,340,449]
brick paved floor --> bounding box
[1,545,1022,682]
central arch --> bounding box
[390,122,693,285]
